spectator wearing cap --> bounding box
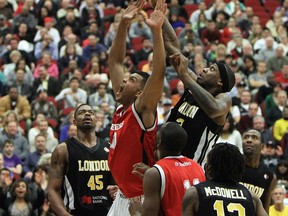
[31,64,60,100]
[30,88,58,122]
[13,5,37,30]
[34,33,58,61]
[34,17,61,45]
[82,34,107,64]
[0,14,11,37]
[55,77,87,109]
[261,139,282,173]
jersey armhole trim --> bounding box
[154,164,165,199]
[132,103,157,131]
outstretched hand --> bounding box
[170,53,189,76]
[132,162,150,178]
[143,0,167,31]
[122,0,146,24]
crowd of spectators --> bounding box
[0,0,288,214]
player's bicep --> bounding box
[48,144,67,189]
[142,168,161,216]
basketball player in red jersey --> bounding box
[107,0,167,215]
[139,122,206,216]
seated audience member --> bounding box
[269,185,288,215]
[261,140,282,173]
[273,105,288,144]
[23,134,49,180]
[0,85,31,129]
[88,82,115,113]
[33,52,59,79]
[59,110,75,142]
[253,115,274,144]
[216,113,243,153]
[4,179,45,216]
[30,88,58,123]
[236,102,259,134]
[28,119,57,153]
[31,64,61,100]
[2,140,22,177]
[0,121,29,161]
[266,90,287,128]
[275,160,288,189]
[55,77,87,109]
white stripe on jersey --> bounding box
[154,164,166,199]
[193,127,218,167]
[63,175,75,210]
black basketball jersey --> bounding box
[239,162,274,206]
[195,180,256,216]
[167,89,223,166]
[62,137,112,216]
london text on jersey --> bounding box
[204,186,246,199]
[78,160,110,172]
[239,182,264,198]
[178,102,199,118]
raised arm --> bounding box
[48,143,70,216]
[142,167,161,216]
[135,0,166,128]
[108,0,145,96]
[170,53,231,123]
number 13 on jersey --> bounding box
[214,200,245,216]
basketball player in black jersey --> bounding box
[239,129,277,213]
[148,0,235,167]
[182,143,267,216]
[48,104,116,216]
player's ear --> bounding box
[135,90,143,97]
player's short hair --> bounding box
[207,143,245,183]
[159,122,188,153]
[74,104,94,119]
[132,70,150,89]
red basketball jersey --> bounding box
[154,156,206,216]
[108,104,157,198]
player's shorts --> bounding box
[107,190,144,216]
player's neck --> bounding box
[244,155,260,168]
[76,132,97,147]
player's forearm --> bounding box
[162,18,180,56]
[108,20,129,66]
[48,190,71,216]
[181,73,225,117]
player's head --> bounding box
[73,104,96,131]
[206,143,245,183]
[115,70,150,105]
[197,63,235,95]
[242,129,262,158]
[156,122,188,159]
